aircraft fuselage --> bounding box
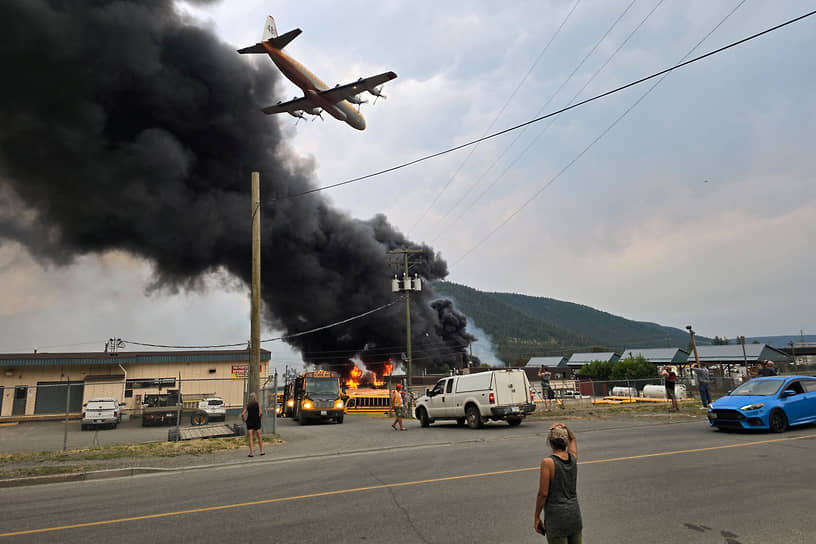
[261,43,366,130]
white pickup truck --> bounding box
[414,369,536,428]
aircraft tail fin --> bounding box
[262,16,278,41]
[237,25,301,54]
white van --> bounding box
[81,398,120,430]
[414,369,536,428]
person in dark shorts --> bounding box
[241,392,264,457]
[535,423,582,543]
[538,366,555,411]
[661,366,679,412]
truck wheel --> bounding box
[191,411,209,426]
[466,405,483,429]
[456,418,465,427]
[336,416,344,424]
[507,416,522,426]
[417,407,430,428]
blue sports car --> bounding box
[708,376,816,432]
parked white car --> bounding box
[415,369,536,428]
[81,398,120,430]
[198,397,226,421]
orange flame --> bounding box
[346,365,363,390]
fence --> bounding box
[532,376,745,409]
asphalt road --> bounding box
[1,415,814,543]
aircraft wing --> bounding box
[319,71,398,104]
[262,96,315,115]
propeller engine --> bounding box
[368,85,386,104]
[287,110,306,120]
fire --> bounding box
[345,365,363,390]
[344,360,394,390]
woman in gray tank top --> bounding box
[534,423,582,543]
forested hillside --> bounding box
[432,281,700,364]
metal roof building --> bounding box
[567,352,620,366]
[525,356,568,368]
[688,344,791,364]
[620,348,689,365]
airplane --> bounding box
[238,16,397,131]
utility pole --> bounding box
[249,172,261,401]
[738,336,748,368]
[790,341,797,372]
[686,325,700,367]
[388,249,424,388]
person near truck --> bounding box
[391,384,406,431]
[538,366,555,411]
[691,362,711,408]
[241,392,265,457]
[535,423,582,543]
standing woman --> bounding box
[534,423,582,543]
[241,392,265,457]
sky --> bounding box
[0,0,814,367]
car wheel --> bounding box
[81,424,88,431]
[417,407,430,428]
[769,409,788,433]
[336,416,344,424]
[466,405,483,429]
[507,416,522,426]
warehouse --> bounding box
[0,349,270,419]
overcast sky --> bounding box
[1,0,813,364]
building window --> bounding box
[125,378,176,390]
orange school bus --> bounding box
[290,370,345,424]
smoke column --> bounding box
[0,0,475,373]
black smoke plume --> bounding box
[0,0,476,374]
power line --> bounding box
[409,0,583,231]
[451,0,749,269]
[269,9,815,202]
[123,299,401,350]
[428,0,650,243]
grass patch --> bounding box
[0,465,93,479]
[0,436,282,464]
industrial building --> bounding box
[0,349,270,419]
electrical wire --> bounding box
[431,0,666,242]
[451,0,749,268]
[268,9,815,202]
[409,0,582,232]
[123,299,402,350]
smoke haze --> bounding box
[0,0,474,373]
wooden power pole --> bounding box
[249,172,261,400]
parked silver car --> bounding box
[81,398,120,430]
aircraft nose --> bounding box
[354,117,366,131]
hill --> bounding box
[432,281,702,364]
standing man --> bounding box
[758,360,777,376]
[538,366,554,411]
[534,423,582,542]
[691,362,711,408]
[660,366,679,412]
[391,383,406,431]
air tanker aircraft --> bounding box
[238,17,397,131]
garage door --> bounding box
[34,382,84,414]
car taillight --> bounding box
[530,390,535,402]
[489,393,495,404]
[82,411,86,418]
[114,411,118,417]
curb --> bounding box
[0,467,172,488]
